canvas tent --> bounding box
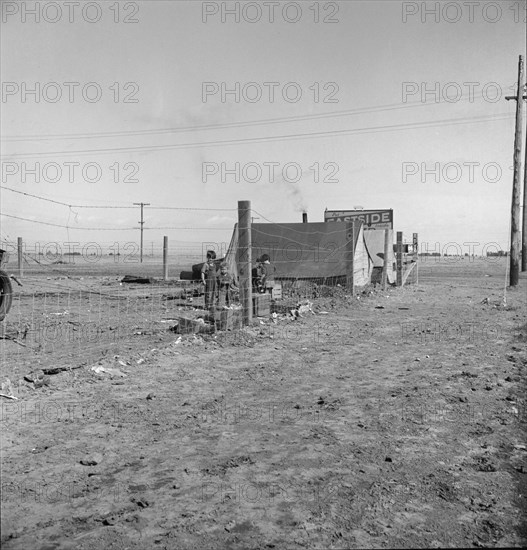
[363,229,396,285]
[221,221,373,286]
[182,223,394,287]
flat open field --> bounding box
[1,258,526,549]
[2,252,203,278]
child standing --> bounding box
[217,262,236,307]
[257,254,275,294]
[252,256,263,293]
[201,250,218,310]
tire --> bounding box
[0,270,13,321]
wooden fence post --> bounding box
[163,236,168,280]
[346,220,355,294]
[382,229,390,290]
[237,201,252,325]
[17,237,23,278]
[413,233,418,285]
[396,232,403,287]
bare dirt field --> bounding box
[1,258,526,549]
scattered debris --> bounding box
[121,275,153,284]
[9,275,23,287]
[91,365,127,378]
[80,459,98,466]
[0,393,17,400]
[1,378,16,399]
[290,300,315,319]
[42,364,84,375]
[0,335,27,347]
[24,371,51,387]
[175,316,214,334]
[131,497,150,508]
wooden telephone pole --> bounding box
[505,55,525,286]
[133,202,150,263]
[524,101,527,271]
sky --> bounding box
[1,0,526,258]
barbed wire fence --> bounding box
[0,191,238,377]
[1,190,433,379]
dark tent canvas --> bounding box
[223,222,373,285]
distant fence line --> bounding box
[0,237,222,278]
[1,238,507,261]
[0,235,510,286]
[0,239,215,261]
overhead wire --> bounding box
[2,113,513,159]
[0,213,138,230]
[0,186,236,211]
[2,90,500,142]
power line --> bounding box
[0,213,137,230]
[2,113,512,159]
[143,227,232,230]
[146,206,236,211]
[1,214,75,228]
[0,187,236,211]
[2,92,496,142]
[0,188,76,208]
[0,187,136,208]
[1,213,232,231]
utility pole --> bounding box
[507,62,527,272]
[505,55,525,286]
[523,105,527,271]
[133,202,150,263]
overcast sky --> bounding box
[1,0,526,256]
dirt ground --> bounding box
[1,258,526,549]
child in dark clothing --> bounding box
[252,256,263,293]
[217,262,237,307]
[201,250,218,309]
[257,254,275,294]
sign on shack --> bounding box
[324,209,393,230]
